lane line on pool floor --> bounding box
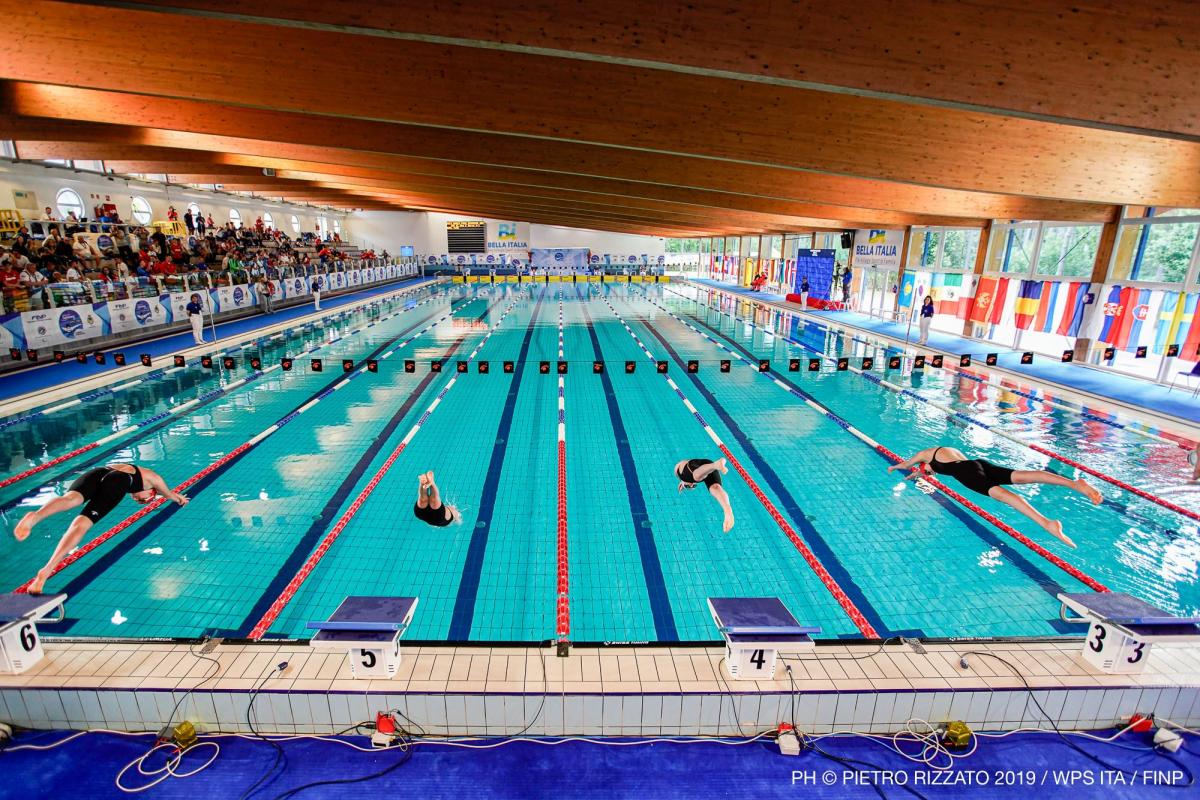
[248,289,528,639]
[12,293,478,596]
[683,280,1194,450]
[576,294,678,642]
[626,287,1108,594]
[448,287,548,640]
[598,292,883,639]
[658,284,1200,525]
[229,297,509,637]
[0,286,453,497]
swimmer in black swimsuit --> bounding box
[888,446,1102,548]
[13,463,189,593]
[675,457,735,533]
[414,471,461,528]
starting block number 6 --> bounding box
[1083,620,1149,674]
[1,621,44,673]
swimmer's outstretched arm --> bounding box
[141,468,189,505]
[887,447,938,474]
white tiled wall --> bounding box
[3,686,1196,737]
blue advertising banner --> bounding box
[531,248,589,270]
[793,248,836,300]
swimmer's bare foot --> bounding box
[426,470,435,484]
[722,513,735,533]
[27,569,50,594]
[716,458,728,475]
[1073,478,1102,505]
[14,512,35,542]
[1045,519,1076,549]
[418,473,430,488]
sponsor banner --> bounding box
[214,284,255,312]
[486,221,530,251]
[531,248,589,270]
[385,264,397,279]
[347,269,363,286]
[164,291,212,323]
[852,229,904,270]
[0,312,26,351]
[327,272,346,291]
[22,305,106,349]
[282,276,310,300]
[107,296,170,334]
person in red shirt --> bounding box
[169,238,185,264]
[138,248,153,272]
[255,217,264,233]
[167,206,179,221]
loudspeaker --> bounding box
[840,231,853,249]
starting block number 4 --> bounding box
[725,643,778,679]
[1082,617,1150,674]
[0,621,43,674]
[349,640,401,679]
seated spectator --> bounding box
[42,206,57,221]
[168,237,187,265]
[72,234,99,269]
[63,259,83,281]
[20,264,48,309]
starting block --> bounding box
[1058,592,1200,674]
[0,592,67,674]
[307,596,417,679]
[707,597,819,680]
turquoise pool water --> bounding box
[1,281,1196,642]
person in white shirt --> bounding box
[311,275,322,310]
[64,263,82,281]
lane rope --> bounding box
[556,295,570,647]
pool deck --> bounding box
[0,276,437,415]
[685,278,1200,433]
[2,638,1196,737]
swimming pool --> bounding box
[1,280,1197,643]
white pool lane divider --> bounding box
[680,280,1194,452]
[653,284,1200,526]
[0,284,451,493]
[11,293,480,595]
[0,278,442,425]
[247,295,523,639]
[555,295,571,651]
[614,288,1110,594]
[598,294,880,638]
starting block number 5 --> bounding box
[1083,620,1149,674]
[348,643,399,679]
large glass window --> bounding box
[187,202,202,219]
[262,211,274,229]
[985,224,1037,274]
[940,229,979,271]
[333,218,341,236]
[909,229,940,268]
[1035,224,1101,278]
[129,196,153,225]
[1110,222,1198,284]
[290,215,300,234]
[229,208,242,227]
[55,188,85,219]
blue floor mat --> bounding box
[1,727,1194,799]
[0,278,427,402]
[689,278,1200,425]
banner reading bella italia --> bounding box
[851,229,904,270]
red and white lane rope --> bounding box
[555,297,571,648]
[11,298,472,594]
[599,294,880,638]
[682,280,1193,450]
[0,284,447,491]
[623,288,1110,593]
[659,284,1200,524]
[247,298,520,639]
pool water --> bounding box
[1,281,1196,642]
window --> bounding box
[55,188,85,219]
[290,215,300,234]
[229,208,242,228]
[333,218,341,236]
[130,196,153,225]
[318,216,328,236]
[1110,222,1199,284]
[262,212,274,229]
[187,202,202,219]
[940,229,980,271]
[1035,225,1101,278]
[985,224,1038,274]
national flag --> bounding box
[1013,280,1045,330]
[986,276,1010,324]
[1156,292,1197,354]
[898,272,916,308]
[1153,292,1182,354]
[1114,288,1151,349]
[1097,285,1132,344]
[1126,289,1161,351]
[1034,281,1061,333]
[969,275,1004,323]
[1055,281,1091,337]
[1183,295,1200,361]
[930,273,965,316]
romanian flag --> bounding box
[968,276,1009,324]
[1055,281,1091,337]
[1013,280,1045,330]
[1034,281,1061,333]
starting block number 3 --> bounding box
[1083,619,1149,674]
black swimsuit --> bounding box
[677,459,722,489]
[69,466,145,523]
[414,501,453,527]
[927,448,1013,496]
